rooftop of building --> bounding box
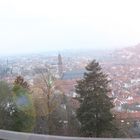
[61,69,85,80]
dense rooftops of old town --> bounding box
[1,45,140,120]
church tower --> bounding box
[58,54,63,78]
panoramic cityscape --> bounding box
[1,0,140,139]
[0,44,140,137]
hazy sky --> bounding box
[1,0,140,55]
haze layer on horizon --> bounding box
[0,0,140,55]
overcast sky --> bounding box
[0,0,140,55]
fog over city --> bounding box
[0,0,140,55]
[2,0,140,138]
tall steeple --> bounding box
[58,54,63,78]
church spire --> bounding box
[58,54,63,78]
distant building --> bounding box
[61,70,85,80]
[58,54,63,78]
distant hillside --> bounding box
[60,49,114,62]
[111,44,140,65]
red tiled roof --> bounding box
[55,80,77,94]
[116,112,140,119]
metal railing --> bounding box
[0,129,138,140]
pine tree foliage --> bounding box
[12,76,36,132]
[14,76,29,90]
[76,60,115,137]
[0,81,13,130]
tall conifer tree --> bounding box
[76,60,115,137]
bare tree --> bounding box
[33,66,63,134]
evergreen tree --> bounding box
[0,81,13,130]
[0,77,36,132]
[12,76,36,132]
[76,60,116,137]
